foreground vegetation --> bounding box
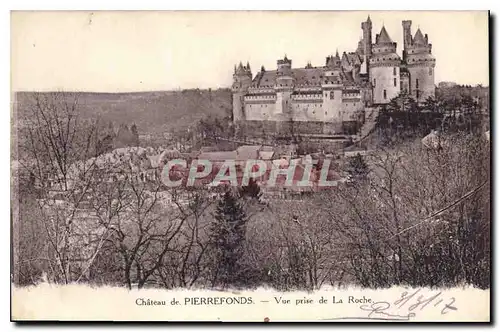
[12,90,490,291]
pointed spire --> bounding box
[335,49,339,58]
[246,61,251,71]
[367,15,371,23]
[238,61,243,69]
[234,64,237,74]
[377,26,393,44]
[413,28,426,45]
[261,65,265,72]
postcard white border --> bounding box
[4,1,497,331]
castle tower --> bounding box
[404,27,436,102]
[274,55,295,115]
[322,56,343,122]
[369,26,401,104]
[361,15,373,59]
[359,16,372,77]
[402,20,413,61]
[231,61,252,121]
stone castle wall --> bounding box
[370,66,400,104]
[235,120,352,138]
[408,65,436,102]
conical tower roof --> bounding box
[377,26,393,44]
[413,28,426,45]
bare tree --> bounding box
[14,91,105,284]
[323,132,490,288]
[156,189,214,288]
[88,171,190,289]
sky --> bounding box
[11,11,489,92]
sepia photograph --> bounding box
[10,10,491,322]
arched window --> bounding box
[429,67,433,75]
[383,90,387,99]
[393,67,397,75]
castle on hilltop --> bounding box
[231,16,436,136]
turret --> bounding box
[275,55,294,88]
[274,55,295,116]
[277,55,292,76]
[402,20,413,60]
[369,26,401,104]
[232,61,253,122]
[232,61,252,90]
[404,25,436,102]
[361,15,372,59]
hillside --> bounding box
[14,88,233,135]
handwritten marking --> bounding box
[321,316,412,321]
[442,298,457,315]
[360,302,416,320]
[394,289,458,315]
[322,289,458,321]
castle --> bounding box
[231,16,436,135]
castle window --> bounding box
[383,90,387,99]
[416,90,420,99]
[429,67,433,75]
[393,67,397,75]
[394,78,397,87]
[330,92,334,99]
[416,79,419,89]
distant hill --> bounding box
[14,88,233,135]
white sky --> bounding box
[11,11,489,92]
